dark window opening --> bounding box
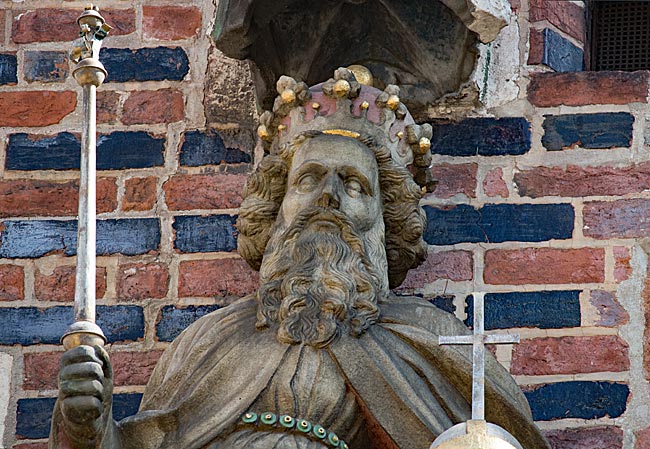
[591,1,650,71]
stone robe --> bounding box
[50,295,551,449]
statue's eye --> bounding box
[296,173,318,192]
[344,178,363,197]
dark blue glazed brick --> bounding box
[0,53,17,85]
[180,130,251,166]
[540,28,584,73]
[423,203,574,245]
[5,132,164,171]
[525,381,629,421]
[542,112,634,151]
[0,219,160,258]
[430,117,531,157]
[0,305,144,346]
[427,295,455,314]
[5,133,80,170]
[16,393,142,439]
[465,291,581,330]
[156,305,221,341]
[97,132,165,169]
[103,47,189,83]
[173,215,238,253]
[24,51,68,82]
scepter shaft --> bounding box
[62,5,110,350]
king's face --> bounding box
[279,134,382,234]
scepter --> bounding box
[62,5,112,350]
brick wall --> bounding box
[1,1,648,448]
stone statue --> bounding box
[50,69,551,449]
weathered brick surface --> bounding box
[430,117,531,156]
[542,112,633,150]
[117,263,169,300]
[528,28,583,72]
[636,427,650,449]
[424,203,574,245]
[164,173,246,210]
[13,443,48,449]
[483,167,509,198]
[103,47,189,83]
[0,265,24,301]
[511,336,629,375]
[11,9,135,44]
[465,291,581,330]
[6,132,165,171]
[529,0,585,42]
[23,51,68,83]
[180,130,251,166]
[34,265,107,302]
[524,381,629,421]
[590,290,629,327]
[0,54,17,85]
[529,71,649,107]
[614,247,633,282]
[0,306,143,345]
[123,177,158,212]
[156,305,221,341]
[427,163,477,199]
[143,6,202,41]
[584,199,650,239]
[122,89,185,125]
[0,91,76,127]
[0,179,117,218]
[97,91,120,124]
[173,215,238,253]
[399,250,473,289]
[484,248,605,285]
[0,218,160,258]
[515,163,650,198]
[178,258,259,298]
[544,426,623,449]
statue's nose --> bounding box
[316,174,340,209]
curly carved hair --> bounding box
[236,132,428,289]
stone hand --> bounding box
[58,345,114,449]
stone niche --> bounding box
[210,0,510,121]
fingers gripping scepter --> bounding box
[62,5,112,350]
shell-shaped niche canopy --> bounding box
[212,0,510,120]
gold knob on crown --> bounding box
[281,89,296,104]
[333,79,351,97]
[257,125,270,140]
[419,137,431,153]
[387,94,400,111]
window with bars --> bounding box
[591,1,650,71]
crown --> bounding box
[257,67,436,192]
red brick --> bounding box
[117,263,169,300]
[642,263,650,380]
[636,427,650,449]
[179,258,259,298]
[483,167,509,198]
[143,6,202,41]
[34,265,107,302]
[426,163,476,199]
[515,163,650,198]
[123,177,157,212]
[97,91,120,125]
[111,350,163,386]
[484,248,605,285]
[529,0,585,42]
[399,250,473,290]
[0,265,24,301]
[0,178,117,218]
[545,426,623,449]
[528,28,545,65]
[614,246,632,282]
[122,89,184,125]
[0,11,6,44]
[0,91,76,127]
[13,443,49,449]
[23,351,59,390]
[583,199,650,239]
[12,9,135,44]
[529,72,649,107]
[590,290,629,327]
[163,173,246,211]
[511,335,629,376]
